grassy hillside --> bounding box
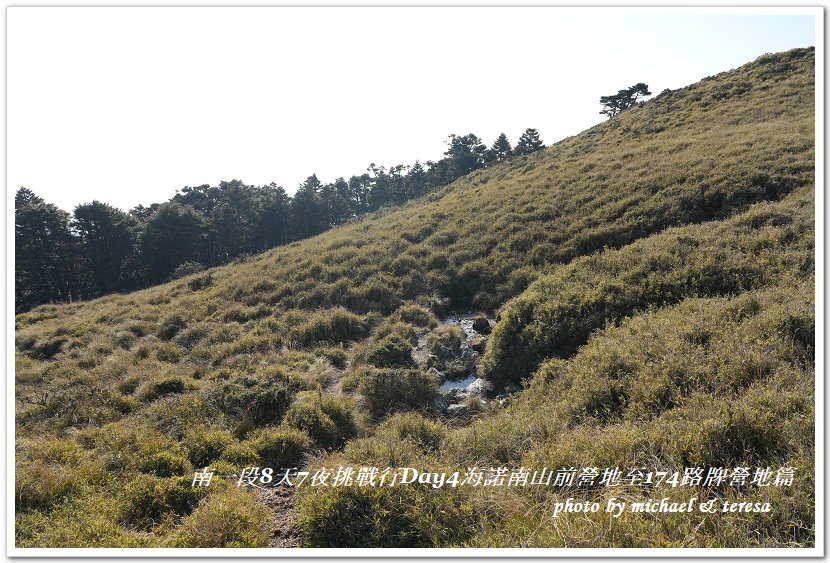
[15,47,815,548]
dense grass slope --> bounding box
[15,48,814,548]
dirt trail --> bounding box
[257,486,303,547]
[255,311,494,546]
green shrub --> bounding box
[315,346,348,369]
[112,331,136,350]
[175,487,270,547]
[373,320,418,344]
[174,323,212,348]
[472,315,491,334]
[396,304,438,328]
[155,343,181,363]
[246,426,311,467]
[15,460,77,511]
[157,314,188,341]
[426,325,463,355]
[283,392,358,449]
[345,277,400,314]
[172,261,205,279]
[352,367,438,419]
[27,337,66,360]
[120,474,204,531]
[187,274,213,291]
[183,426,233,467]
[138,376,189,402]
[217,332,282,359]
[289,308,370,346]
[204,371,302,429]
[138,451,192,477]
[356,332,414,368]
[377,412,446,453]
[483,200,809,386]
[296,483,475,547]
[219,441,259,466]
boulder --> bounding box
[472,315,492,335]
[432,394,448,413]
[445,388,467,404]
[466,378,493,398]
[446,404,470,417]
[468,336,487,354]
[436,344,455,360]
[460,345,479,362]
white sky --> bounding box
[7,7,817,212]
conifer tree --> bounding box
[514,128,544,155]
[599,83,651,118]
[291,175,325,239]
[15,188,77,311]
[72,201,139,295]
[487,133,513,163]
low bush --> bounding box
[283,392,358,449]
[155,343,182,363]
[246,426,311,468]
[157,314,188,341]
[138,377,189,402]
[483,196,811,387]
[376,412,446,453]
[203,370,303,430]
[296,481,475,547]
[171,261,205,279]
[350,367,438,419]
[15,460,78,512]
[396,304,438,328]
[289,308,370,347]
[137,451,192,477]
[27,337,66,360]
[310,349,343,372]
[174,486,270,547]
[426,325,463,355]
[120,474,205,531]
[355,332,414,368]
[112,331,136,350]
[183,426,234,468]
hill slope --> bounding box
[15,47,815,548]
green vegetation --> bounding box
[15,48,815,548]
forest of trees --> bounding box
[15,128,545,312]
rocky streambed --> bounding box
[412,312,521,417]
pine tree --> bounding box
[72,201,139,295]
[444,133,487,178]
[514,128,545,155]
[599,83,651,118]
[256,182,290,249]
[15,188,77,311]
[487,133,513,163]
[140,202,207,282]
[290,174,325,239]
[406,160,428,199]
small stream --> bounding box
[439,374,477,392]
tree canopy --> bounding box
[514,128,545,155]
[14,127,543,312]
[599,83,652,118]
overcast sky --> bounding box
[7,7,817,212]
